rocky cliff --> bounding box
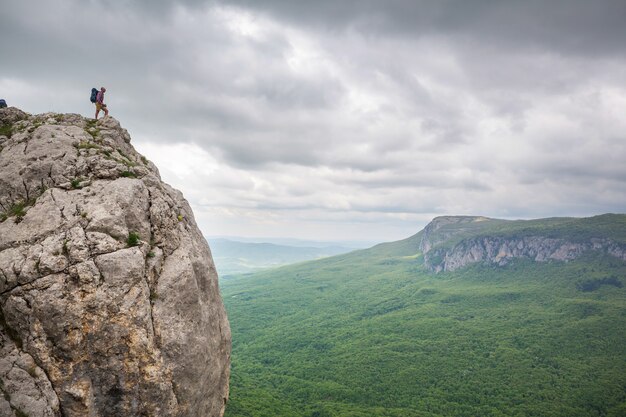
[420,216,626,272]
[0,108,231,417]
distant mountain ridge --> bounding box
[367,213,626,272]
[208,238,355,276]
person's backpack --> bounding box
[90,88,98,103]
[0,99,6,108]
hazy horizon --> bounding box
[207,234,377,248]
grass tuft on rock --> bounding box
[0,123,13,138]
[127,232,140,247]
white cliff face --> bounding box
[419,217,626,273]
[424,236,626,272]
[0,108,231,417]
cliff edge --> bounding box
[0,108,231,417]
[419,215,626,272]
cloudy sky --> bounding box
[2,0,625,242]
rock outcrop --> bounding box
[419,215,491,253]
[420,216,626,272]
[0,108,230,417]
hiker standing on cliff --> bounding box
[94,87,108,120]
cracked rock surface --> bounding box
[0,108,231,417]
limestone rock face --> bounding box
[0,108,231,417]
[424,235,626,272]
[420,216,626,272]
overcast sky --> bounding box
[2,0,625,242]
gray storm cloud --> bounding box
[1,0,625,240]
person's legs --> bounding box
[95,103,101,119]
